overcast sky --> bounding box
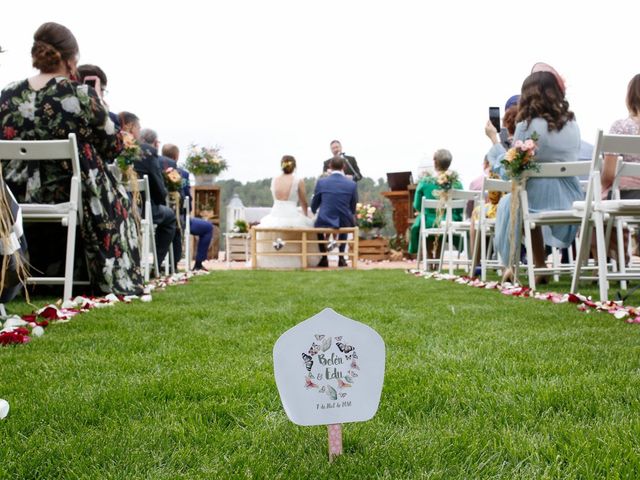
[1,0,639,186]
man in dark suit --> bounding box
[312,156,358,267]
[135,129,177,270]
[161,144,214,271]
[322,140,363,182]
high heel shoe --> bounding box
[501,268,514,284]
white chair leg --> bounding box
[524,226,536,289]
[150,224,160,278]
[142,221,150,283]
[481,226,488,281]
[616,219,627,291]
[184,222,191,272]
[572,218,592,293]
[421,230,428,272]
[447,228,454,275]
[594,212,610,302]
[63,213,77,300]
[552,247,560,283]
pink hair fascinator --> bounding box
[531,62,566,94]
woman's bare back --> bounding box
[272,174,296,201]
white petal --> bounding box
[0,399,9,419]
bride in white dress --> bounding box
[256,156,320,268]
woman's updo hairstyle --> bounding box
[31,22,79,73]
[281,155,296,174]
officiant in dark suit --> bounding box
[312,156,358,267]
[322,139,363,182]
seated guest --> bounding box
[466,155,490,218]
[408,149,463,258]
[0,180,28,303]
[140,129,183,270]
[493,64,583,283]
[602,73,640,198]
[469,173,504,274]
[161,143,214,271]
[76,64,119,128]
[484,94,520,178]
[119,111,141,141]
[596,73,640,260]
[312,156,358,267]
[0,22,143,295]
[131,126,177,270]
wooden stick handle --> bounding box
[327,423,343,462]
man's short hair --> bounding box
[433,149,453,171]
[140,128,158,145]
[330,156,344,171]
[118,111,139,127]
[162,144,179,160]
[330,139,341,146]
[77,64,107,86]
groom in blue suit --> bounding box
[311,156,358,267]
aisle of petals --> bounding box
[0,271,209,346]
[407,270,640,324]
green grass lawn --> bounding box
[1,270,640,479]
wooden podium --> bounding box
[191,185,221,259]
[382,186,417,237]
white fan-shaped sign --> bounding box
[273,308,385,426]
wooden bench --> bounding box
[251,226,359,269]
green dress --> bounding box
[408,175,463,254]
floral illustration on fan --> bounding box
[302,333,359,400]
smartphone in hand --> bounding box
[489,106,501,132]
[83,75,101,93]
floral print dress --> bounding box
[0,77,143,295]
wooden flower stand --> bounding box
[358,237,390,261]
[225,233,250,264]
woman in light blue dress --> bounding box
[492,69,583,280]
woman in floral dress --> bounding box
[0,22,143,295]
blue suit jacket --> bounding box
[311,173,358,228]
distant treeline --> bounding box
[215,177,395,236]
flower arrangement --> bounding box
[185,144,228,175]
[435,170,460,191]
[163,167,183,192]
[115,132,141,171]
[500,132,540,179]
[356,202,386,229]
[232,219,248,234]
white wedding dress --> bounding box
[256,175,320,268]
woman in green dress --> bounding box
[408,149,463,256]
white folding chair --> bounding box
[416,195,467,273]
[183,195,191,272]
[440,189,480,274]
[0,134,82,300]
[121,174,160,282]
[473,177,511,281]
[161,198,176,277]
[519,161,590,289]
[572,130,640,301]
